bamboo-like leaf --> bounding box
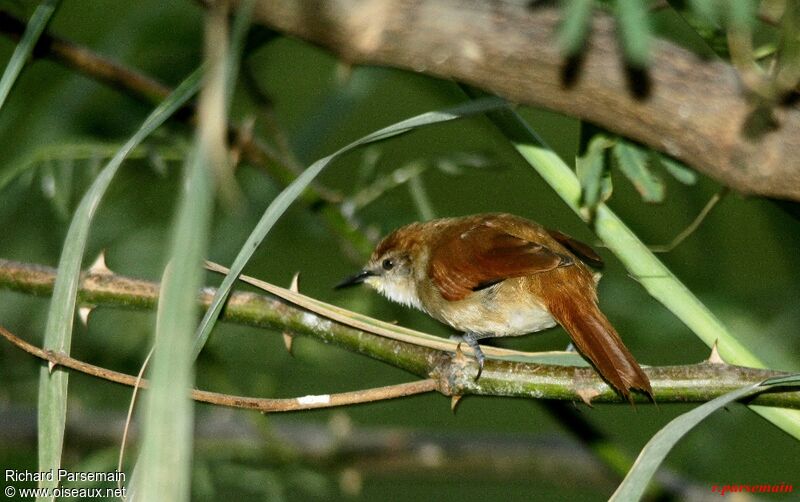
[0,0,60,112]
[613,141,664,202]
[133,4,252,501]
[727,0,757,31]
[36,69,201,497]
[0,142,184,194]
[688,0,720,25]
[576,134,614,217]
[408,174,436,221]
[135,147,212,502]
[192,96,508,358]
[616,0,652,67]
[557,0,594,56]
[658,154,698,185]
[468,95,800,439]
[610,375,800,501]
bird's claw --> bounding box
[456,332,486,381]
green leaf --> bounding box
[576,134,614,217]
[762,373,800,386]
[688,0,721,25]
[0,0,60,112]
[611,383,758,501]
[135,4,253,500]
[658,154,697,185]
[610,376,799,501]
[616,0,652,67]
[136,144,212,502]
[613,141,664,202]
[192,96,508,358]
[726,0,757,31]
[558,0,594,55]
[36,68,201,497]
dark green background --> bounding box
[1,1,798,500]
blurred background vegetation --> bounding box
[0,0,799,500]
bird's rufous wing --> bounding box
[546,229,604,268]
[429,222,572,301]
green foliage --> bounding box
[575,134,697,217]
[558,0,594,55]
[612,140,664,203]
[576,134,614,218]
[1,1,799,501]
[36,68,202,497]
[0,0,60,112]
[612,374,800,501]
[615,0,652,67]
[657,153,698,185]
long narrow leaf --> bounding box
[613,141,664,202]
[192,96,508,358]
[0,0,60,111]
[557,0,594,55]
[135,147,212,501]
[611,375,800,501]
[36,68,202,495]
[132,5,252,498]
[616,0,652,67]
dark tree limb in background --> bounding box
[234,0,800,202]
[0,405,709,497]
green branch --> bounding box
[1,258,798,408]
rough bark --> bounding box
[238,0,800,201]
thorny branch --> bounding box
[0,325,436,412]
[1,258,798,408]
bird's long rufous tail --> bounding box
[546,295,653,402]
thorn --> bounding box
[282,272,301,355]
[576,387,600,406]
[78,306,94,326]
[282,333,294,355]
[88,250,111,275]
[450,395,462,413]
[48,360,56,374]
[339,468,363,497]
[707,339,725,364]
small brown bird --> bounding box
[336,213,652,401]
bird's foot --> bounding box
[454,332,486,381]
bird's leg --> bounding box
[453,331,492,381]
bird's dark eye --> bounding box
[382,258,395,271]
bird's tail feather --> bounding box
[547,296,652,402]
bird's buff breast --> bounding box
[422,284,557,337]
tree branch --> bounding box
[1,258,798,408]
[229,0,800,202]
[0,325,436,412]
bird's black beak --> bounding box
[334,270,376,290]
